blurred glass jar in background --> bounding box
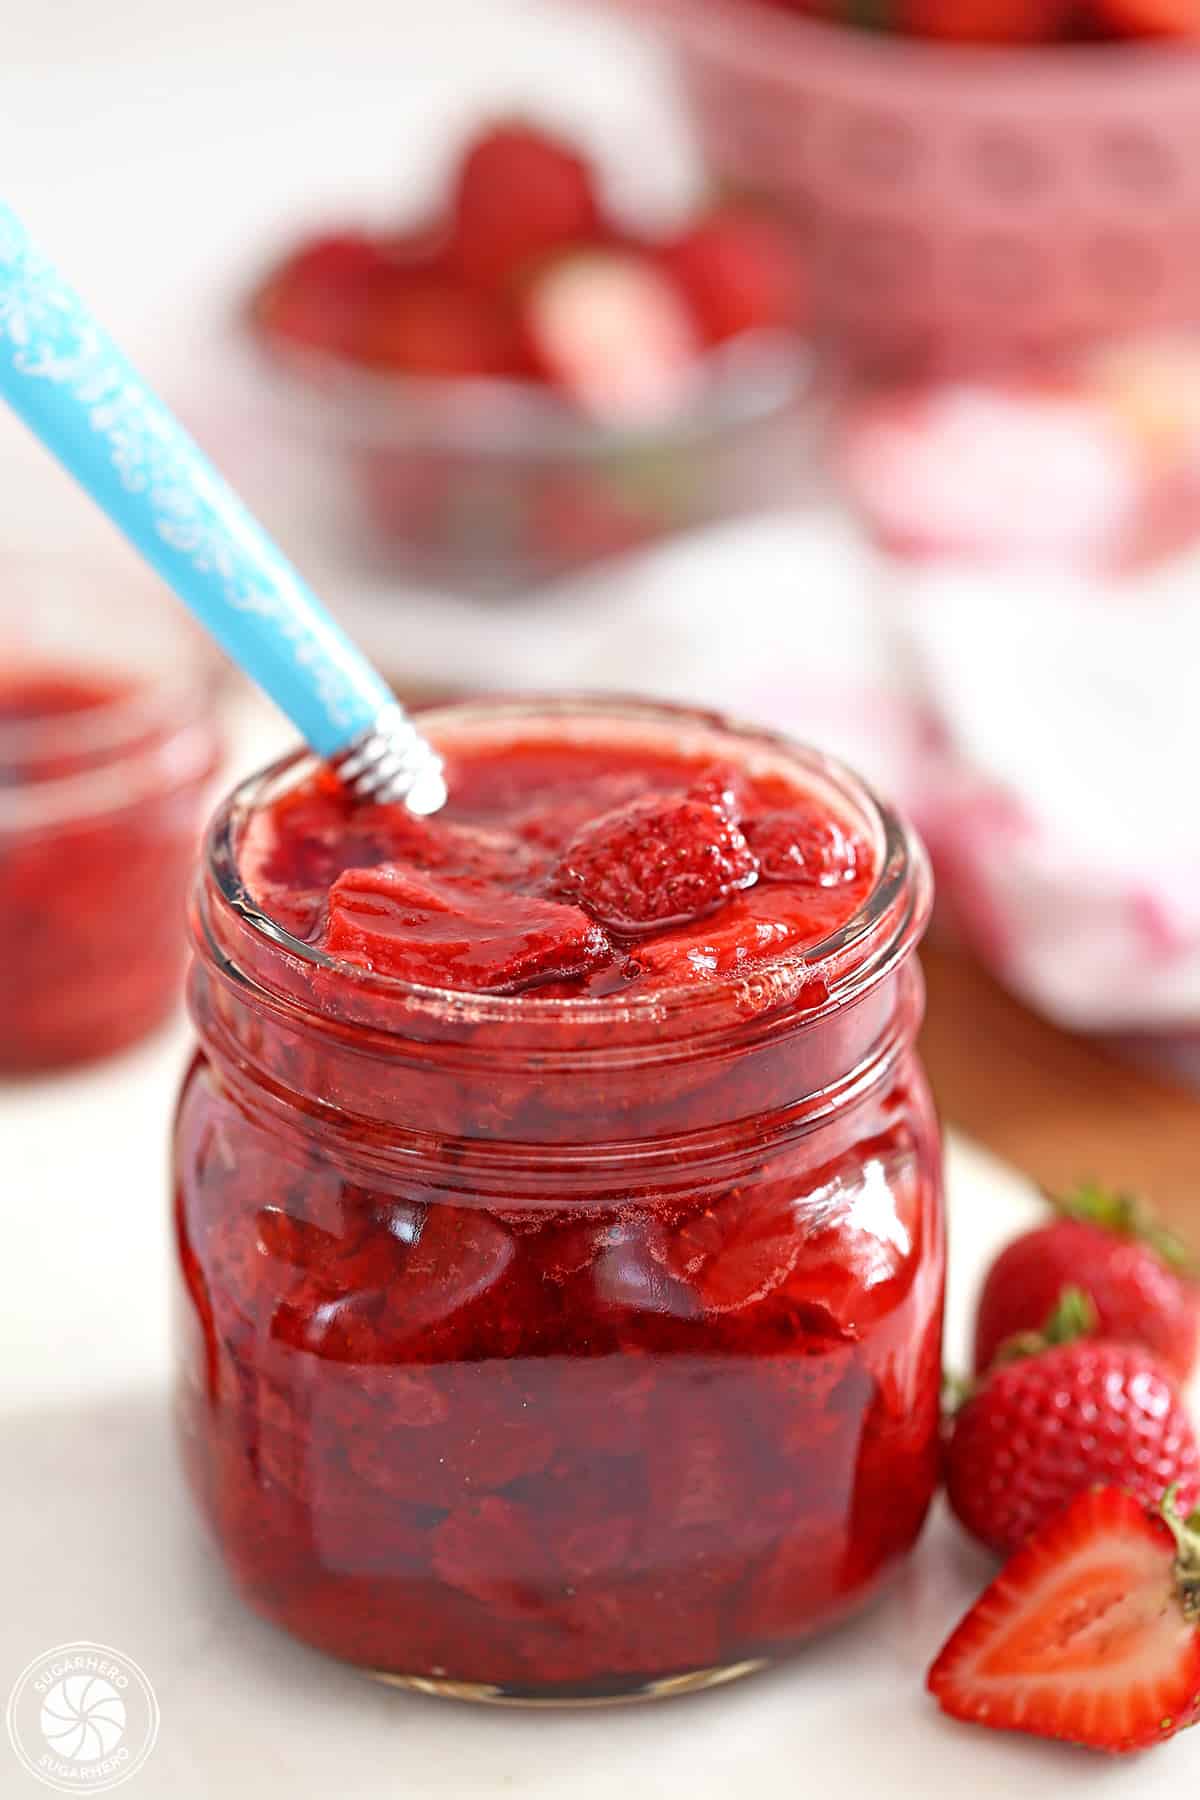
[0,558,223,1072]
[232,120,820,596]
[245,329,817,597]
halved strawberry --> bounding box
[928,1486,1200,1754]
[659,207,805,347]
[451,121,603,291]
[522,250,701,425]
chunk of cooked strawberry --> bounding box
[659,207,805,347]
[451,121,603,290]
[650,1182,809,1317]
[627,891,795,986]
[241,777,537,939]
[687,763,748,824]
[735,1517,850,1646]
[552,790,758,934]
[744,807,867,887]
[343,1363,553,1507]
[431,1496,552,1618]
[378,1204,518,1349]
[522,250,701,424]
[928,1486,1200,1753]
[323,862,612,991]
[251,232,386,356]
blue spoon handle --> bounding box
[0,204,444,809]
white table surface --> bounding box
[1,699,1197,1798]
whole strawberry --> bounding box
[974,1182,1198,1384]
[947,1290,1200,1557]
[450,122,602,292]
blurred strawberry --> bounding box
[451,121,603,291]
[251,232,385,355]
[523,250,700,424]
[356,448,453,547]
[353,269,529,378]
[659,207,805,346]
[1091,0,1200,33]
[900,0,1069,37]
[529,474,652,570]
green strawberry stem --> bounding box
[945,1288,1097,1412]
[942,1371,972,1413]
[992,1286,1098,1367]
[1051,1182,1197,1280]
[1161,1486,1200,1624]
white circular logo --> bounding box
[7,1643,158,1792]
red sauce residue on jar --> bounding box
[0,662,220,1071]
[175,705,943,1699]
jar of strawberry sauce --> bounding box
[173,697,943,1703]
[0,563,222,1072]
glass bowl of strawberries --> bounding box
[621,0,1200,372]
[243,122,815,593]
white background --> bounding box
[1,4,1198,1793]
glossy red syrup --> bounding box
[241,739,875,996]
[174,708,943,1698]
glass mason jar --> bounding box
[0,557,223,1072]
[172,697,943,1704]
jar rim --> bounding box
[201,694,931,1039]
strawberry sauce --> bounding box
[0,664,219,1071]
[174,699,944,1699]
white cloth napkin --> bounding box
[895,553,1200,1030]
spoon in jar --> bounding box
[0,203,447,814]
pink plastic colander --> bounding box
[626,1,1200,371]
